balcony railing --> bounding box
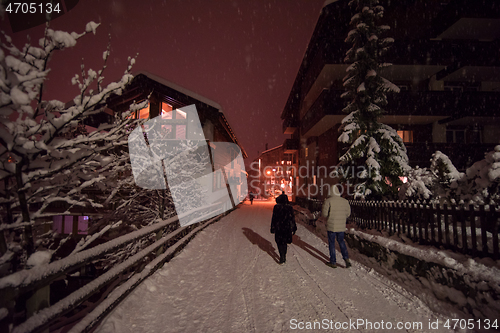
[283,138,299,153]
[301,89,344,136]
[282,116,298,134]
[300,89,500,139]
[386,90,500,119]
[405,143,498,170]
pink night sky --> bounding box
[1,0,326,164]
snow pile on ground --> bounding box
[293,205,500,321]
[347,228,500,319]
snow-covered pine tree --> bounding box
[338,0,409,199]
[0,22,139,270]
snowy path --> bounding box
[96,201,450,333]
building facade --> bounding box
[281,0,500,202]
[248,144,298,202]
[52,72,248,235]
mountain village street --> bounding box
[96,200,452,333]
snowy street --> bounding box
[96,200,449,333]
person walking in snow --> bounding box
[249,192,254,205]
[271,193,297,264]
[322,184,351,269]
[276,190,288,203]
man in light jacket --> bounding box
[322,184,351,268]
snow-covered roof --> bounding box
[260,144,283,156]
[133,71,247,158]
[134,71,223,111]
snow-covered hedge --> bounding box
[400,146,500,205]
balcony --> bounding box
[405,143,498,170]
[283,138,299,154]
[386,91,500,119]
[301,89,345,138]
[300,89,500,138]
[282,116,298,134]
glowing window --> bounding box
[138,105,150,119]
[397,130,413,143]
[162,111,173,119]
[176,125,186,139]
[161,125,173,138]
[176,110,187,119]
[162,102,173,119]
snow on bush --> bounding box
[400,146,500,205]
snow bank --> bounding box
[346,230,500,320]
[292,205,500,320]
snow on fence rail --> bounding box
[349,200,500,259]
[0,202,226,333]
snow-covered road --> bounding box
[96,200,451,333]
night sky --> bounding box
[1,0,326,164]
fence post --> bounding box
[412,202,417,242]
[388,201,393,235]
[423,203,430,244]
[469,204,477,257]
[376,202,381,231]
[405,202,411,239]
[492,206,499,260]
[451,205,459,251]
[430,203,436,245]
[459,205,468,254]
[385,202,390,235]
[436,203,443,245]
[444,204,450,249]
[396,202,401,235]
[417,201,424,245]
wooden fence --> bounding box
[0,203,227,333]
[349,200,500,259]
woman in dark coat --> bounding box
[270,193,297,264]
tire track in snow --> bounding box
[96,201,451,333]
[284,230,362,332]
[288,223,444,333]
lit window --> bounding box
[176,110,187,119]
[162,110,173,119]
[139,106,149,119]
[305,148,308,157]
[397,130,413,143]
[161,125,173,138]
[162,102,173,119]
